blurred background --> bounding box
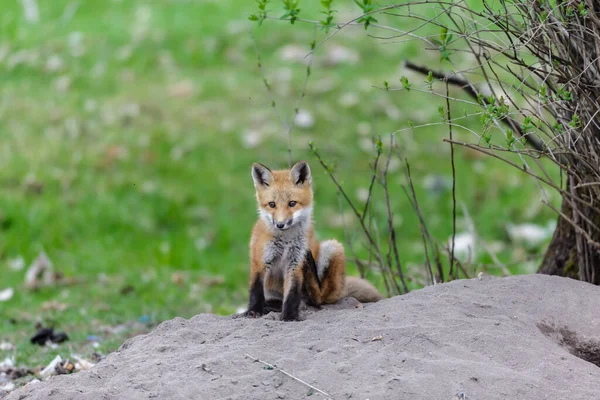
[1,0,560,367]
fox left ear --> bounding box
[290,161,311,185]
[252,163,274,188]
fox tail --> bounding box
[343,276,384,303]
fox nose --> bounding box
[276,222,285,229]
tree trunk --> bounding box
[538,183,600,284]
[538,197,579,279]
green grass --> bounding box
[0,0,560,373]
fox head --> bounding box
[251,160,313,233]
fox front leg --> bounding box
[302,249,323,308]
[282,266,303,321]
[245,265,265,318]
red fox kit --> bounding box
[245,160,383,321]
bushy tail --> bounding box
[343,276,384,303]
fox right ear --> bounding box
[290,160,311,186]
[252,163,274,188]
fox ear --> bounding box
[252,163,274,188]
[290,161,311,185]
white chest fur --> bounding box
[262,230,308,274]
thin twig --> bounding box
[402,159,437,284]
[261,0,600,283]
[403,60,549,155]
[542,200,600,250]
[245,354,331,398]
[381,135,408,293]
[285,27,317,168]
[251,32,290,135]
[361,145,382,223]
[337,192,367,278]
[252,30,315,168]
[445,81,458,280]
[460,202,511,276]
[310,143,395,295]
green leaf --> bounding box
[439,46,450,62]
[482,131,492,147]
[375,138,383,153]
[578,2,588,17]
[440,26,448,43]
[569,114,581,128]
[400,76,411,91]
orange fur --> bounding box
[245,161,383,321]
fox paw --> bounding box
[281,312,302,322]
[244,310,263,318]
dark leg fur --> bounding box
[302,250,323,307]
[305,250,321,287]
[264,299,282,313]
[282,271,302,321]
[245,273,264,318]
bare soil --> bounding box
[6,274,600,400]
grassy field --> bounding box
[1,0,560,373]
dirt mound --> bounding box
[7,274,600,400]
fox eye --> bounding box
[288,201,297,207]
[268,202,276,208]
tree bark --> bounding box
[538,184,600,284]
[538,197,579,279]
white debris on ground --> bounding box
[312,77,335,93]
[45,54,64,72]
[506,221,556,248]
[167,80,196,98]
[323,45,360,66]
[24,251,55,290]
[356,121,371,136]
[39,356,63,380]
[294,109,314,129]
[8,257,25,271]
[37,356,78,380]
[0,382,15,393]
[338,92,360,108]
[327,210,356,229]
[277,44,311,64]
[235,306,246,314]
[20,0,40,24]
[449,232,477,262]
[277,44,359,67]
[0,288,14,302]
[358,137,374,153]
[356,187,370,203]
[241,129,263,149]
[423,174,452,197]
[72,355,95,371]
[0,358,14,369]
[0,342,14,351]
